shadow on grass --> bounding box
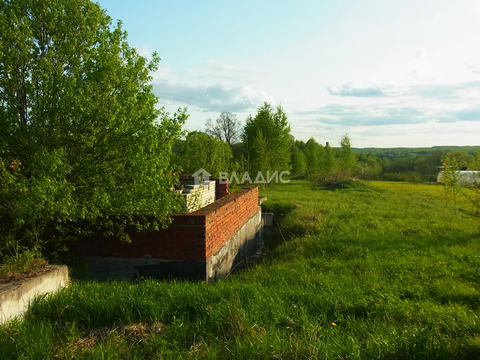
[316,179,383,192]
[259,203,297,252]
[383,334,480,360]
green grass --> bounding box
[0,247,48,282]
[1,180,479,359]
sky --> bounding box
[96,0,480,148]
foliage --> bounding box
[1,181,479,359]
[318,174,374,191]
[358,146,480,183]
[173,131,237,178]
[337,134,357,174]
[354,152,382,179]
[205,112,241,145]
[290,143,306,177]
[242,102,292,175]
[441,154,461,209]
[0,245,47,281]
[473,150,480,170]
[304,137,324,177]
[323,141,335,175]
[0,0,186,253]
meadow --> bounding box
[1,180,479,359]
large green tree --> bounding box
[242,102,292,175]
[0,0,185,251]
[173,131,237,178]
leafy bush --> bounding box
[316,171,372,190]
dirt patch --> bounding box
[72,322,165,352]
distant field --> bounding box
[1,180,479,359]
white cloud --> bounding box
[327,82,395,97]
[150,59,274,113]
[303,104,428,126]
[200,59,272,85]
[326,78,480,104]
[135,45,153,60]
[407,80,480,100]
[208,59,239,72]
[153,79,273,112]
[299,92,480,128]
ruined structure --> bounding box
[77,182,266,282]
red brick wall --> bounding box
[78,187,259,262]
[203,187,259,259]
[214,178,229,200]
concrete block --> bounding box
[0,265,69,325]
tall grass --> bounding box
[0,180,479,359]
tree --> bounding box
[441,154,461,210]
[448,150,475,170]
[414,150,444,182]
[0,0,186,251]
[250,131,269,177]
[304,138,323,177]
[205,112,241,145]
[474,150,480,170]
[242,102,292,175]
[355,153,382,179]
[322,142,335,175]
[291,144,307,177]
[173,131,237,178]
[338,134,357,174]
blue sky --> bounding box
[97,0,480,148]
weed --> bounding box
[0,246,47,282]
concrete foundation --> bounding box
[207,207,263,281]
[84,257,207,281]
[0,265,69,325]
[84,207,264,282]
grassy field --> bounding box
[1,180,479,359]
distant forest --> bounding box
[349,146,480,183]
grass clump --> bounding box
[1,180,479,359]
[0,247,48,283]
[319,176,375,191]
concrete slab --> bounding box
[0,265,69,325]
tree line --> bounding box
[177,108,480,187]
